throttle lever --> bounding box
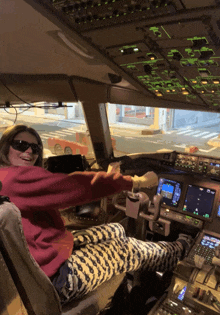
[126,192,149,219]
[139,194,162,222]
[112,191,149,219]
[151,194,163,221]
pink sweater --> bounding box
[0,166,133,277]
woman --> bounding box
[0,124,192,304]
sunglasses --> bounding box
[11,140,42,155]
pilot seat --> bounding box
[0,195,126,315]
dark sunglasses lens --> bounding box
[30,144,41,154]
[11,141,41,154]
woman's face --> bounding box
[8,132,39,166]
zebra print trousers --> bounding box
[52,223,183,304]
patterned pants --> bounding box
[52,223,183,304]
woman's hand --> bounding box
[131,171,158,189]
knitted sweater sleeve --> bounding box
[0,166,133,211]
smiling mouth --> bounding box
[21,157,32,162]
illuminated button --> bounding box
[213,80,220,84]
[182,90,189,95]
[201,80,208,85]
[194,220,199,225]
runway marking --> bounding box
[41,133,61,137]
[194,132,209,138]
[174,144,187,148]
[202,132,219,139]
[54,131,73,135]
[199,147,217,153]
[59,130,75,134]
[182,130,201,136]
[176,129,192,135]
[147,140,160,144]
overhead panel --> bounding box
[47,0,220,110]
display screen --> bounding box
[200,235,220,249]
[157,178,181,207]
[210,162,220,168]
[218,205,220,217]
[183,185,215,219]
[177,286,187,301]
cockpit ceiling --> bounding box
[1,0,220,111]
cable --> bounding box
[3,105,18,124]
[0,80,33,109]
[11,105,18,124]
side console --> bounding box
[149,230,220,315]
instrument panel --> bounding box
[153,174,220,229]
[126,151,220,230]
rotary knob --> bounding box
[210,168,217,175]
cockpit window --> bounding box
[107,103,220,158]
[0,102,95,160]
[1,103,220,160]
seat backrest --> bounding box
[0,199,62,315]
[0,250,28,315]
[0,197,126,315]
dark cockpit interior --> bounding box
[2,1,220,315]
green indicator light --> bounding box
[200,47,211,52]
[150,27,159,31]
[187,36,207,41]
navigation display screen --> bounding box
[183,185,215,219]
[200,235,220,249]
[157,178,181,207]
[177,286,187,301]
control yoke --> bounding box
[112,192,162,221]
[112,192,170,236]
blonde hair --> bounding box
[0,124,43,167]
